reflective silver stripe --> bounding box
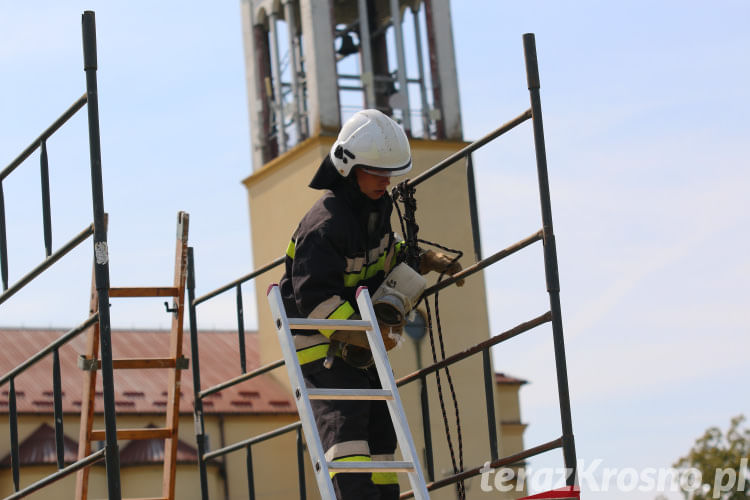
[344,234,391,273]
[293,333,330,350]
[371,453,395,462]
[344,255,366,273]
[367,233,391,262]
[308,295,344,319]
[325,440,370,461]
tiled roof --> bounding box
[119,424,198,465]
[0,422,77,466]
[495,372,528,385]
[0,328,294,415]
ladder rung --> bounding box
[78,356,188,371]
[109,287,178,297]
[287,318,372,331]
[91,427,172,441]
[307,388,393,400]
[327,461,415,473]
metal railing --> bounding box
[187,32,577,499]
[0,11,122,500]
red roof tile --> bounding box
[0,423,78,466]
[0,328,293,415]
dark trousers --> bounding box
[305,358,399,500]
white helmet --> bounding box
[330,109,412,178]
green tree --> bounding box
[674,415,749,500]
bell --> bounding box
[337,32,359,56]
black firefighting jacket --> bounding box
[279,157,402,372]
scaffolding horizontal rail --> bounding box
[0,223,94,305]
[0,314,98,385]
[202,421,302,461]
[408,108,532,187]
[423,229,543,296]
[399,438,563,499]
[3,448,106,500]
[192,256,284,306]
[1,94,88,180]
[198,358,285,399]
[397,311,551,387]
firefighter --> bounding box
[279,109,462,499]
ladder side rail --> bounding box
[162,212,190,499]
[267,284,337,500]
[523,32,578,486]
[355,287,430,500]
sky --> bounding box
[1,1,749,499]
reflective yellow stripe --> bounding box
[343,251,388,287]
[372,471,399,485]
[320,301,355,337]
[329,455,370,478]
[296,344,329,365]
[286,239,295,259]
[391,241,404,268]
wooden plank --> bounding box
[113,358,177,369]
[90,427,172,441]
[78,357,188,370]
[109,287,178,297]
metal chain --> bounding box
[424,242,465,499]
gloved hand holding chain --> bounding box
[419,249,465,286]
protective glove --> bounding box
[329,310,404,352]
[418,249,465,286]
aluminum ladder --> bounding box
[267,284,430,500]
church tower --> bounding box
[240,2,523,496]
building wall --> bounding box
[0,413,303,500]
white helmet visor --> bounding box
[359,161,412,177]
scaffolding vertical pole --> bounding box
[522,32,577,486]
[466,153,483,263]
[269,10,287,152]
[283,0,303,141]
[236,283,247,373]
[0,182,8,291]
[52,348,65,469]
[389,0,412,133]
[411,5,430,137]
[296,426,306,500]
[357,0,376,109]
[40,140,52,257]
[9,378,19,491]
[81,11,121,499]
[187,248,210,500]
